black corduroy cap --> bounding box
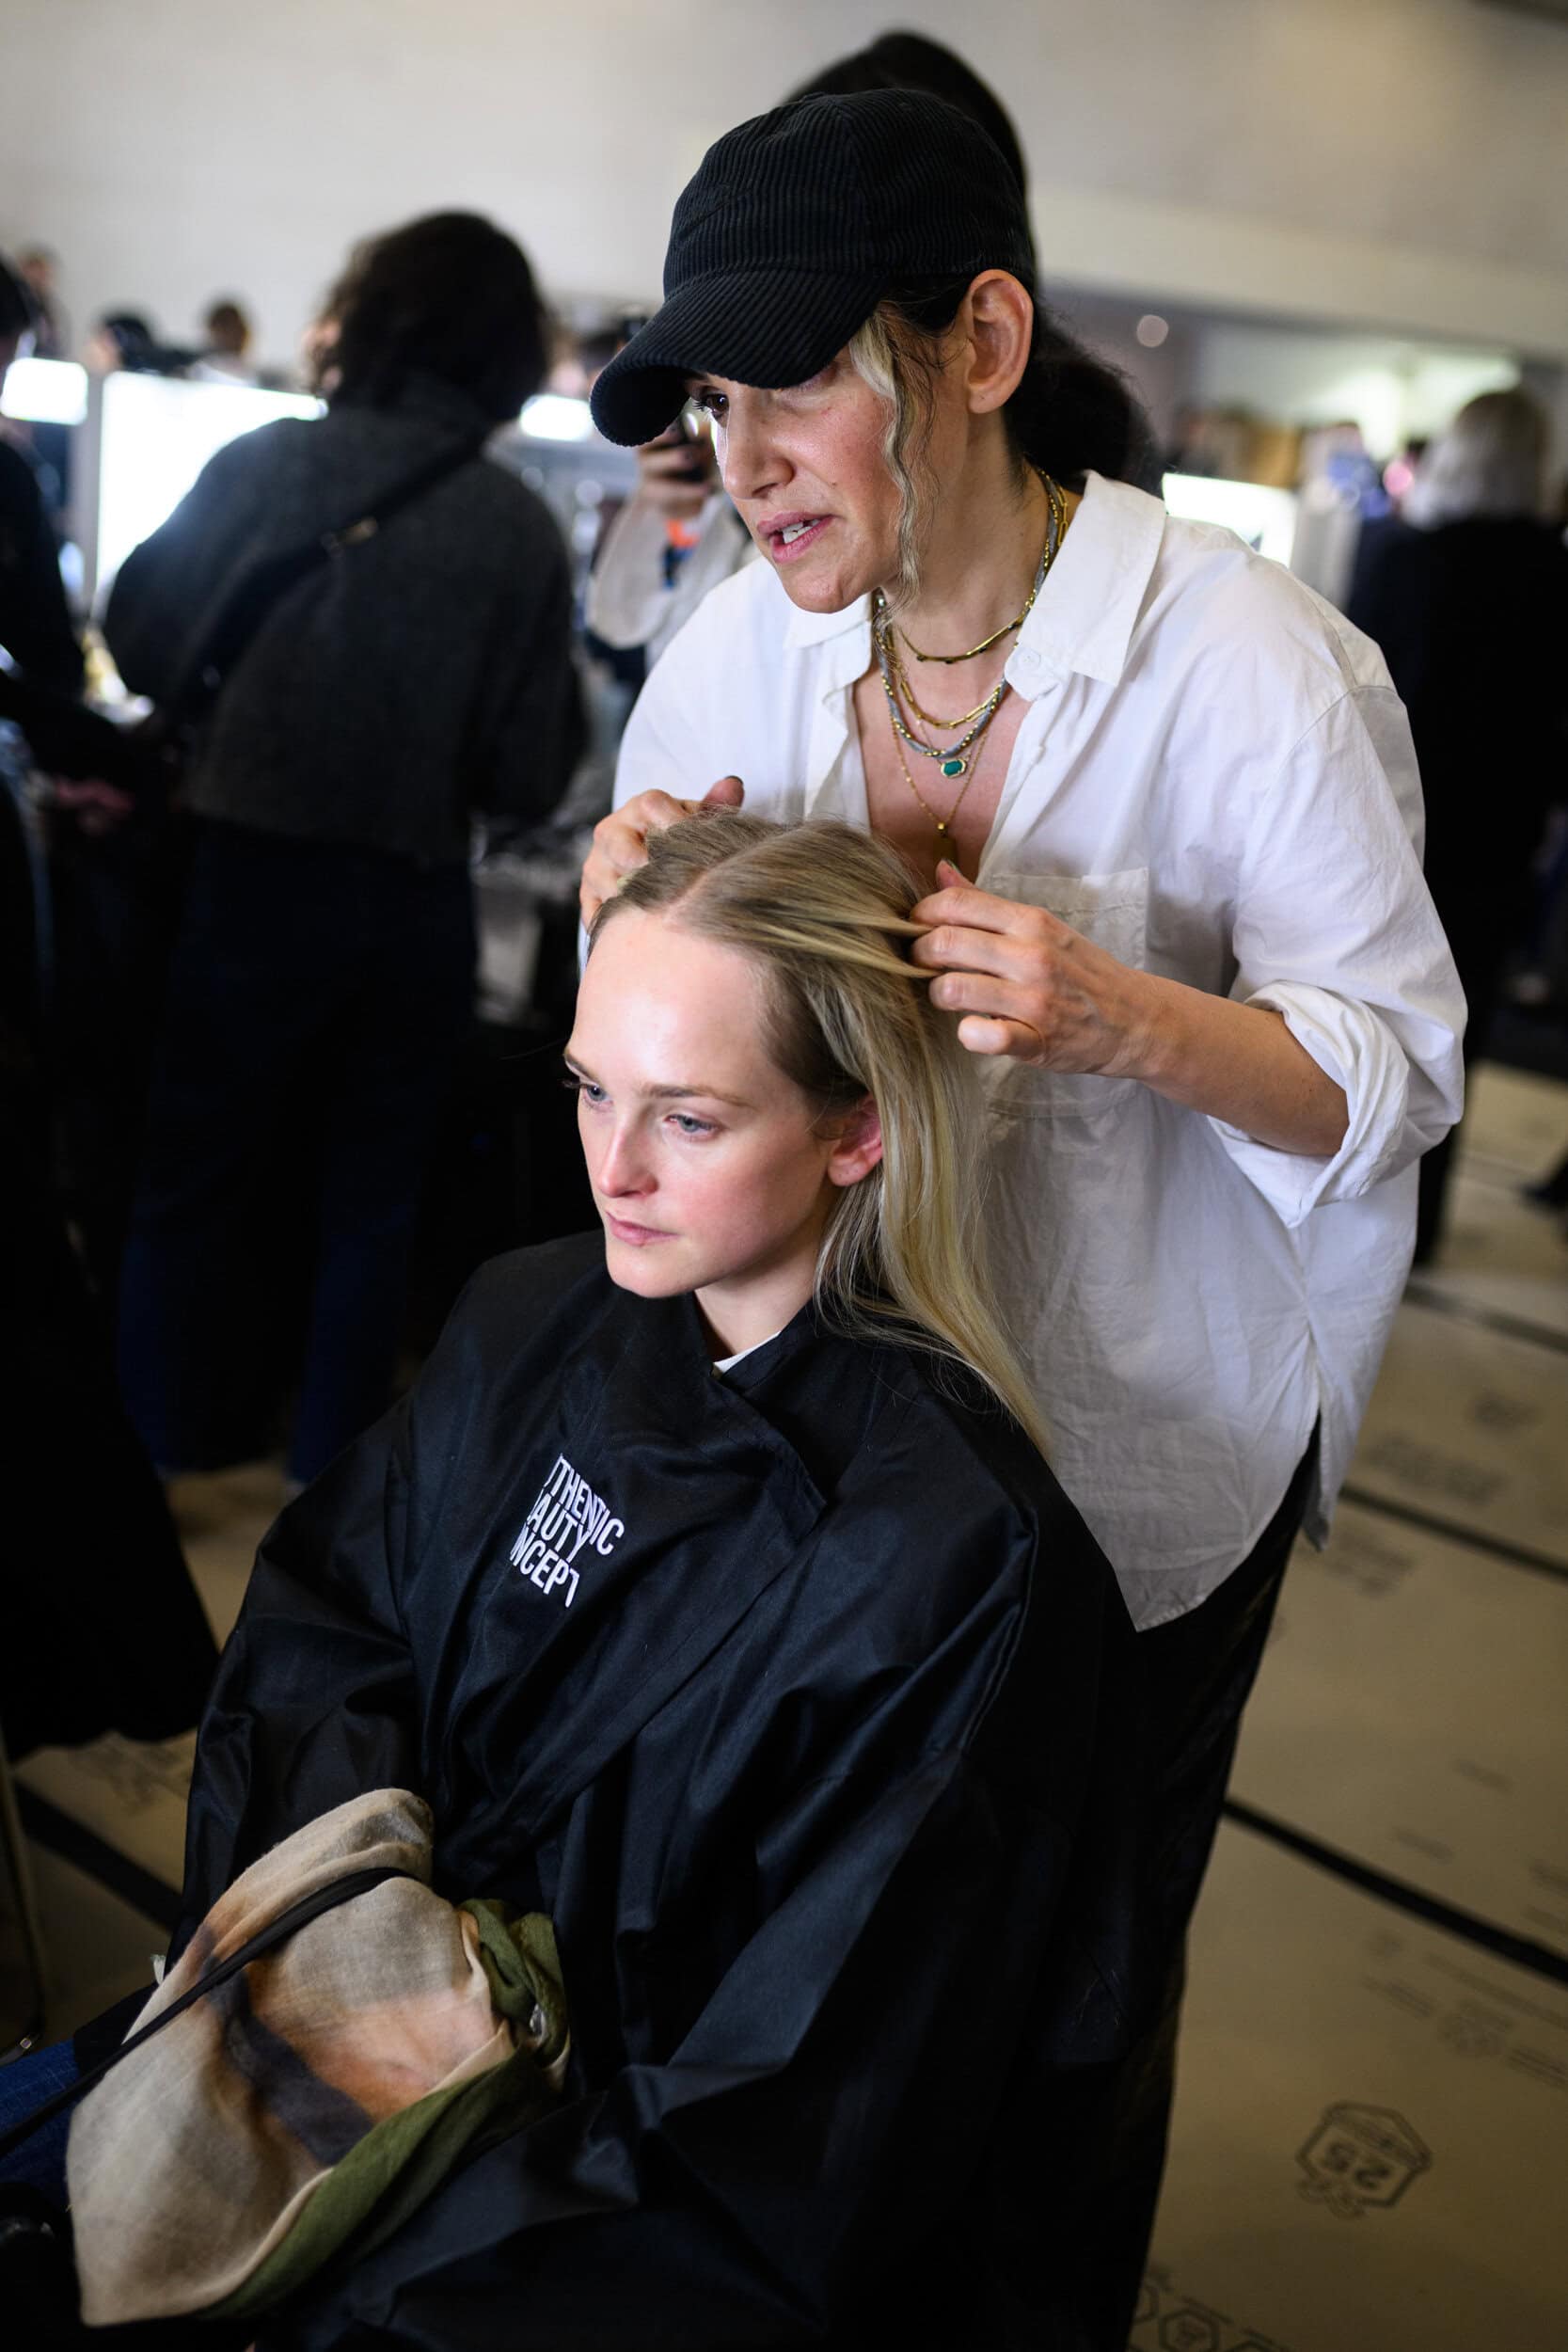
[590,89,1037,449]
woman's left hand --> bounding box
[911,862,1350,1154]
[910,864,1159,1080]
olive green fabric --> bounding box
[214,1906,567,2324]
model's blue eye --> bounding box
[562,1073,607,1106]
[671,1112,717,1137]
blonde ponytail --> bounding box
[592,815,1049,1458]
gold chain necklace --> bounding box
[895,472,1065,665]
[883,644,998,733]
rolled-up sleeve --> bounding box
[1208,684,1465,1227]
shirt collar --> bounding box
[782,589,870,653]
[777,470,1166,689]
[1013,472,1164,687]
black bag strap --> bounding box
[0,1865,419,2164]
[166,431,487,729]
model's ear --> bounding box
[824,1095,884,1188]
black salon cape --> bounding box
[176,1236,1143,2351]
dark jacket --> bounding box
[172,1235,1145,2350]
[103,378,584,864]
[0,1109,219,1759]
[0,436,83,695]
[1347,514,1568,948]
[0,459,217,1760]
[0,435,134,783]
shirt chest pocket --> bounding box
[975,866,1150,1134]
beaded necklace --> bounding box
[870,473,1065,782]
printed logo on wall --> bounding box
[1296,2102,1433,2218]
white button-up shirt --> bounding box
[613,473,1465,1629]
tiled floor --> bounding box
[1141,1064,1568,2352]
[5,1061,1566,2348]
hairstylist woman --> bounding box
[584,87,1466,2288]
[5,818,1141,2352]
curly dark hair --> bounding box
[785,40,1162,491]
[315,211,549,422]
[788,31,1029,211]
[875,276,1154,490]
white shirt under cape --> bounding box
[612,472,1466,1629]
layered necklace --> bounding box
[871,472,1067,855]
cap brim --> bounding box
[590,266,886,447]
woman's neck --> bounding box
[696,1260,816,1361]
[885,451,1053,658]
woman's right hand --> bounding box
[580,776,746,926]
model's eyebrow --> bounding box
[563,1052,754,1110]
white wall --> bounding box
[1190,324,1523,451]
[3,0,1566,373]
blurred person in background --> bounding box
[104,210,584,1494]
[0,256,81,701]
[192,294,259,384]
[1349,386,1568,1263]
[0,250,143,796]
[82,307,195,375]
[2,248,74,523]
[0,257,216,1765]
[0,753,218,1766]
[2,256,182,1294]
[16,243,66,358]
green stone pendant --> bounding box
[941,755,966,778]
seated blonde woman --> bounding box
[5,817,1143,2350]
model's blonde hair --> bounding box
[591,814,1048,1457]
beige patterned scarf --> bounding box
[68,1788,568,2327]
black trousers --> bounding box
[1142,1425,1321,1947]
[116,820,475,1486]
[1069,1429,1320,2347]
